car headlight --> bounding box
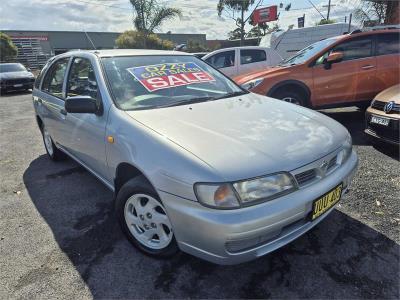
[241,78,263,90]
[194,172,297,209]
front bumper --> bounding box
[160,150,358,265]
[0,79,35,91]
[365,111,399,145]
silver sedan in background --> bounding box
[32,50,358,264]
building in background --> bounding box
[0,30,206,69]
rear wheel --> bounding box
[115,176,178,257]
[41,126,66,161]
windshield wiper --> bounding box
[156,91,248,109]
[213,90,249,100]
[156,96,216,108]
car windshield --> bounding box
[279,37,340,66]
[0,63,27,73]
[101,55,247,111]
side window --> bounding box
[240,49,266,65]
[67,58,98,99]
[205,50,235,69]
[42,58,70,98]
[377,33,399,56]
[331,37,373,61]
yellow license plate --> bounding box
[311,184,343,221]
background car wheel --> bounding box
[115,176,178,258]
[41,126,66,161]
[272,90,307,107]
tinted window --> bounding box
[67,58,98,99]
[205,50,235,69]
[331,37,373,61]
[377,33,399,55]
[240,49,266,64]
[280,37,339,66]
[42,58,70,98]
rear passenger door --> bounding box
[375,32,400,93]
[239,49,268,75]
[205,50,237,77]
[62,56,109,180]
[38,57,71,146]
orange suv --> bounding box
[234,29,399,109]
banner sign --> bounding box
[10,36,48,41]
[298,16,305,28]
[127,62,215,92]
[252,6,278,24]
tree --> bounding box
[218,0,262,45]
[116,30,174,50]
[316,19,336,25]
[186,40,208,53]
[228,28,242,40]
[129,0,182,47]
[0,33,18,62]
[354,0,397,25]
[246,26,263,38]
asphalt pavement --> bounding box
[0,91,399,299]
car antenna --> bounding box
[84,30,97,50]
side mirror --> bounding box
[326,52,343,64]
[65,96,100,114]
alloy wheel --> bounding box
[124,194,173,250]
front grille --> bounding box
[372,100,386,110]
[295,169,317,186]
[327,155,337,171]
[4,78,34,85]
[372,100,400,113]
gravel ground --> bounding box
[0,92,399,299]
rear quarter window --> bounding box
[240,49,266,65]
[376,33,400,55]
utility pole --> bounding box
[327,0,331,20]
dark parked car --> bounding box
[0,63,35,93]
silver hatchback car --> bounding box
[32,50,358,265]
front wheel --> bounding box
[272,90,306,106]
[115,176,178,257]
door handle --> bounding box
[361,65,375,70]
[37,98,42,104]
[60,108,67,116]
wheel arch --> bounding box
[114,162,156,196]
[36,115,44,132]
[267,80,312,107]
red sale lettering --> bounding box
[127,62,215,92]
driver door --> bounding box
[62,56,110,180]
[312,36,376,107]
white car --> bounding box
[203,46,282,78]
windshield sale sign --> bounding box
[127,62,215,92]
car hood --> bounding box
[374,84,400,104]
[126,93,347,181]
[234,65,294,85]
[0,71,34,79]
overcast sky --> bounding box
[0,0,363,39]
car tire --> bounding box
[41,125,66,161]
[272,90,306,106]
[115,176,179,258]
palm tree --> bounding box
[129,0,182,47]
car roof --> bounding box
[66,49,193,58]
[0,62,23,65]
